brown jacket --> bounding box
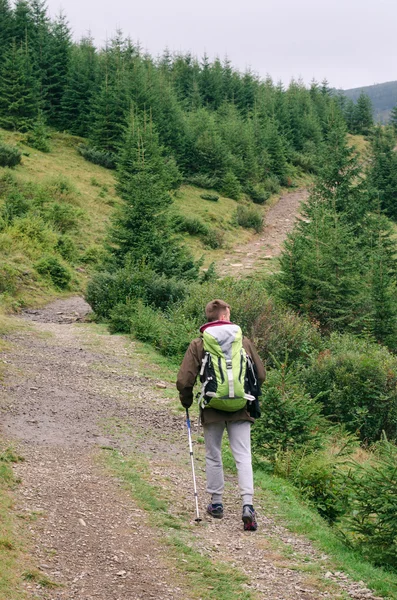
[176,332,265,425]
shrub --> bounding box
[304,333,397,443]
[340,438,397,568]
[0,264,20,295]
[235,204,263,232]
[77,144,116,169]
[252,365,328,460]
[145,274,187,310]
[42,202,84,233]
[25,118,51,153]
[1,190,30,224]
[204,228,224,249]
[172,215,209,236]
[0,143,22,167]
[129,301,166,346]
[253,300,322,368]
[10,216,58,251]
[246,183,270,205]
[185,174,219,189]
[34,256,71,289]
[222,171,242,200]
[85,269,148,318]
[263,175,281,195]
[80,245,106,265]
[200,193,219,202]
[108,300,137,333]
[274,440,353,523]
[56,235,77,262]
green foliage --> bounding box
[252,365,327,459]
[185,174,219,189]
[253,300,322,368]
[222,170,242,200]
[25,111,51,152]
[340,438,397,568]
[245,183,270,205]
[200,193,219,201]
[274,441,352,523]
[304,334,397,443]
[367,126,397,220]
[235,204,263,232]
[77,143,116,169]
[56,234,77,262]
[0,142,22,167]
[172,214,209,236]
[34,255,71,288]
[204,227,224,249]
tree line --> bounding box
[0,0,375,198]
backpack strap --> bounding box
[225,359,235,398]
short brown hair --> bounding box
[205,299,230,322]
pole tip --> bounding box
[194,518,202,524]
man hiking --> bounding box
[176,299,265,530]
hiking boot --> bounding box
[242,504,257,531]
[207,503,224,519]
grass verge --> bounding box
[253,469,397,599]
[102,449,254,600]
[0,446,25,600]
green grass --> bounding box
[103,449,254,600]
[254,468,397,599]
[0,446,25,600]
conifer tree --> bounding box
[44,11,72,125]
[367,126,397,220]
[390,104,397,134]
[110,112,195,279]
[60,36,99,136]
[0,0,14,64]
[352,92,374,135]
[0,39,39,131]
[88,64,130,159]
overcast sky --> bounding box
[45,0,396,90]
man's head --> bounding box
[205,299,231,322]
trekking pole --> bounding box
[185,408,202,523]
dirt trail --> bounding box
[219,188,309,277]
[0,298,382,600]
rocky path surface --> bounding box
[0,297,383,600]
[219,188,309,277]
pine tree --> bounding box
[44,11,72,125]
[0,39,39,131]
[367,126,397,220]
[0,0,14,64]
[110,115,195,278]
[352,92,374,135]
[88,64,130,159]
[389,104,397,134]
[60,36,99,136]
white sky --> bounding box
[45,0,397,90]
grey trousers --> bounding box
[203,420,254,506]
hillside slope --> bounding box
[343,80,397,122]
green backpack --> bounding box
[199,323,257,412]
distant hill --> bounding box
[342,81,397,123]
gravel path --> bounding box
[219,188,309,276]
[0,297,383,600]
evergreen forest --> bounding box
[3,0,397,586]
